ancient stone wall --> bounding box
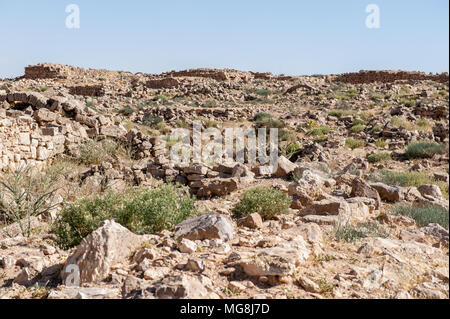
[69,85,105,97]
[335,70,449,84]
[145,78,180,89]
[170,69,228,81]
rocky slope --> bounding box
[0,64,448,299]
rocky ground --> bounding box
[0,64,448,299]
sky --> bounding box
[0,0,448,78]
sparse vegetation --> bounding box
[0,166,59,237]
[53,184,196,249]
[232,187,291,220]
[405,141,446,159]
[372,170,448,199]
[393,204,448,229]
[334,221,389,242]
[367,152,391,163]
[345,138,365,149]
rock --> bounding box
[178,238,198,254]
[240,246,309,277]
[370,182,403,202]
[34,108,56,123]
[174,211,234,242]
[232,164,255,185]
[299,198,350,216]
[418,184,443,200]
[273,156,297,177]
[434,172,449,183]
[186,258,205,272]
[154,275,211,299]
[237,213,263,229]
[100,125,127,138]
[297,275,320,293]
[47,287,121,299]
[62,220,143,284]
[420,223,449,243]
[350,178,381,209]
[195,178,239,198]
[288,185,314,209]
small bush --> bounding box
[118,105,135,116]
[232,187,291,220]
[52,184,196,249]
[405,141,445,159]
[372,170,448,199]
[393,204,448,229]
[201,99,217,108]
[307,126,330,136]
[350,124,366,133]
[374,139,388,148]
[334,221,389,242]
[285,143,301,158]
[371,125,382,133]
[345,138,365,149]
[78,139,123,165]
[142,115,163,128]
[367,152,391,163]
[313,135,328,143]
[0,166,59,237]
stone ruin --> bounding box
[335,70,449,84]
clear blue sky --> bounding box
[0,0,448,78]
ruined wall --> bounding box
[0,90,126,171]
[335,70,449,84]
[170,69,229,81]
[69,85,105,97]
[0,109,66,170]
[145,78,180,89]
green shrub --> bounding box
[307,126,330,136]
[334,221,389,242]
[392,204,448,229]
[285,143,301,158]
[400,99,416,107]
[372,170,448,199]
[371,125,382,133]
[370,93,384,101]
[313,136,328,143]
[201,99,217,108]
[374,139,388,148]
[0,166,59,237]
[367,152,391,163]
[350,124,366,133]
[142,115,163,128]
[52,184,196,249]
[345,138,365,149]
[78,139,123,165]
[232,187,291,220]
[118,105,135,116]
[405,141,445,159]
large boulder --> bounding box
[417,184,443,200]
[174,212,234,242]
[350,178,381,209]
[154,275,214,299]
[195,178,239,198]
[299,198,350,217]
[273,156,297,178]
[61,220,143,284]
[240,245,309,277]
[370,182,403,202]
